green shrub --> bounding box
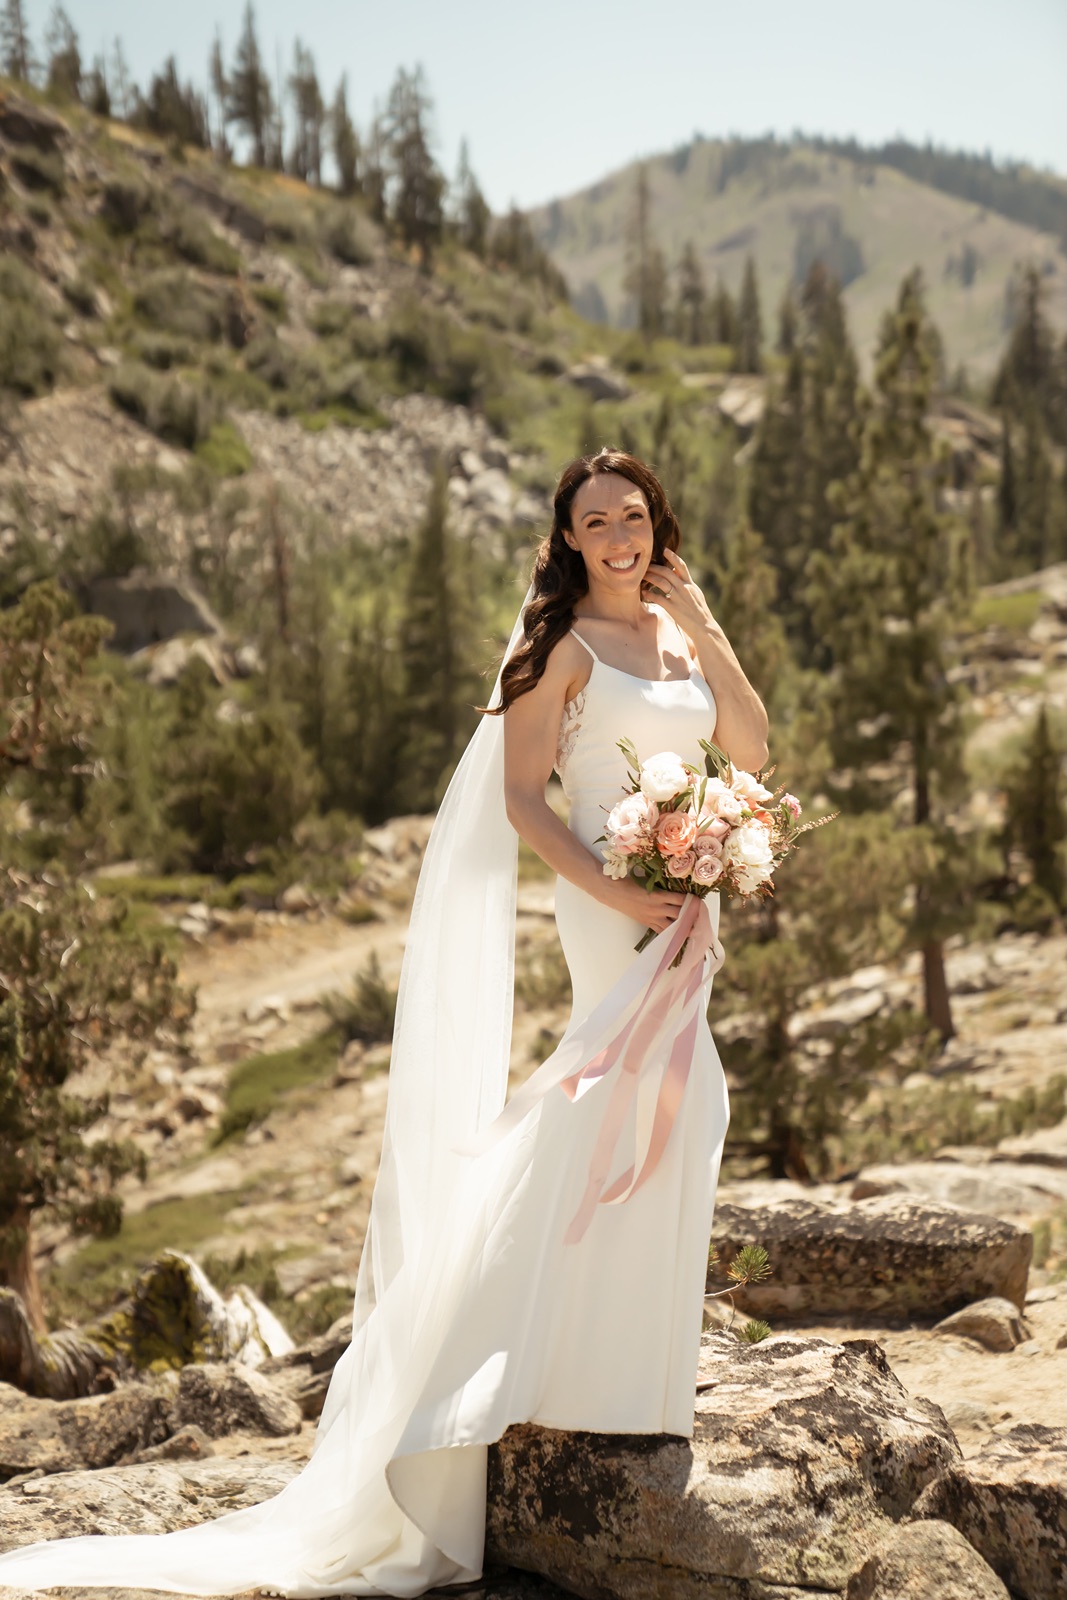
[251,282,287,320]
[108,362,220,449]
[323,952,397,1046]
[11,146,65,196]
[385,296,506,407]
[132,270,228,342]
[195,419,253,476]
[161,202,241,275]
[214,1027,341,1143]
[133,333,194,371]
[320,205,376,266]
[100,177,155,234]
[0,258,64,396]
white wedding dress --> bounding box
[0,615,730,1598]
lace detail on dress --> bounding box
[555,689,586,778]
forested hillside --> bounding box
[526,133,1067,382]
[0,2,1065,1346]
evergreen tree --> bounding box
[993,263,1063,443]
[383,65,445,271]
[399,460,476,810]
[733,253,763,373]
[0,0,33,81]
[363,110,388,224]
[43,3,79,101]
[806,270,973,1041]
[707,276,737,345]
[776,285,798,355]
[287,39,325,185]
[1001,702,1067,913]
[227,2,272,168]
[108,35,133,120]
[132,56,210,148]
[454,138,490,258]
[996,414,1017,555]
[83,53,110,116]
[208,28,230,158]
[623,163,668,339]
[674,239,707,346]
[329,72,361,196]
[747,263,860,662]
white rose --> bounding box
[722,819,775,892]
[639,752,690,803]
[714,790,745,825]
[730,764,774,807]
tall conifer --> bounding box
[227,3,272,168]
[733,253,763,372]
[0,0,33,81]
[806,270,973,1040]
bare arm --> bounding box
[502,634,687,934]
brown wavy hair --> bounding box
[485,448,681,716]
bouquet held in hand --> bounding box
[601,737,833,954]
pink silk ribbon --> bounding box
[460,893,725,1246]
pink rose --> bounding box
[694,832,723,857]
[692,853,724,887]
[666,851,696,879]
[714,789,745,824]
[782,793,802,818]
[702,817,731,841]
[700,777,729,816]
[656,810,698,857]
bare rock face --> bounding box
[0,1363,301,1481]
[0,1458,299,1550]
[933,1295,1030,1351]
[486,1332,962,1600]
[0,90,69,152]
[912,1422,1066,1600]
[708,1195,1031,1320]
[81,569,223,653]
[846,1518,1011,1600]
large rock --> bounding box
[487,1332,961,1600]
[708,1195,1031,1320]
[846,1518,1011,1600]
[81,570,223,652]
[0,1251,293,1400]
[852,1160,1067,1223]
[0,90,69,152]
[913,1422,1067,1600]
[564,359,631,402]
[0,1363,301,1480]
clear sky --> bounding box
[51,1,1067,210]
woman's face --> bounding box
[563,472,655,596]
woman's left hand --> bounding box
[641,548,715,638]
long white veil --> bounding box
[0,589,535,1598]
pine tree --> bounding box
[1002,702,1067,913]
[382,66,445,271]
[747,263,861,663]
[83,53,110,116]
[287,39,325,185]
[329,73,361,196]
[108,35,133,120]
[363,110,388,223]
[227,2,272,168]
[733,253,763,373]
[674,239,707,345]
[455,138,490,258]
[43,3,79,101]
[806,270,973,1041]
[0,0,33,81]
[208,29,230,158]
[399,460,476,810]
[707,276,737,346]
[993,263,1062,443]
[776,286,798,355]
[623,163,668,340]
[132,56,210,148]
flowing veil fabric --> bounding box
[0,586,725,1598]
[0,595,533,1598]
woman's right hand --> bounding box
[599,874,688,932]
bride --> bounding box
[0,448,768,1598]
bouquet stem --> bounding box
[634,925,689,969]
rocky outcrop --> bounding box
[564,358,631,402]
[0,1362,301,1481]
[81,568,223,652]
[0,90,69,152]
[707,1195,1031,1320]
[0,1250,292,1400]
[846,1518,1011,1600]
[932,1295,1031,1351]
[486,1331,961,1599]
[913,1423,1066,1600]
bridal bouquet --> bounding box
[600,737,833,953]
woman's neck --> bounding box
[574,587,651,628]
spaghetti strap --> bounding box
[570,628,600,664]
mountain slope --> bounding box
[527,137,1067,379]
